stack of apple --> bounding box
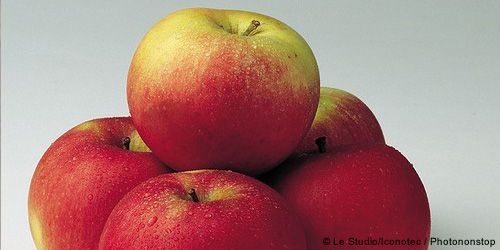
[28,8,430,250]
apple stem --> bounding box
[315,136,327,153]
[242,20,260,36]
[121,137,131,150]
[188,188,200,202]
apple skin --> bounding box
[266,144,430,250]
[129,129,152,152]
[295,87,384,154]
[99,170,307,250]
[28,117,171,250]
[127,8,320,175]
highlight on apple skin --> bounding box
[127,8,320,176]
[295,87,385,155]
[266,143,431,250]
[99,170,307,250]
[28,117,172,250]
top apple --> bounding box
[128,8,320,175]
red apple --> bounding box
[295,87,384,154]
[28,117,171,249]
[99,170,307,250]
[127,8,320,175]
[267,143,430,250]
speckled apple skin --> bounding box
[28,117,171,250]
[127,8,320,175]
[99,170,307,250]
[268,144,431,250]
[295,87,385,155]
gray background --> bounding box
[2,1,499,249]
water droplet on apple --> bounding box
[147,216,158,226]
[204,213,212,218]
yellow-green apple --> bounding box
[266,143,430,249]
[295,87,384,155]
[99,170,307,250]
[129,129,152,152]
[127,8,320,175]
[28,117,171,249]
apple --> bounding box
[266,143,430,250]
[129,128,151,152]
[127,8,320,175]
[295,87,384,155]
[28,117,171,249]
[99,170,307,250]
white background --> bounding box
[2,1,499,249]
